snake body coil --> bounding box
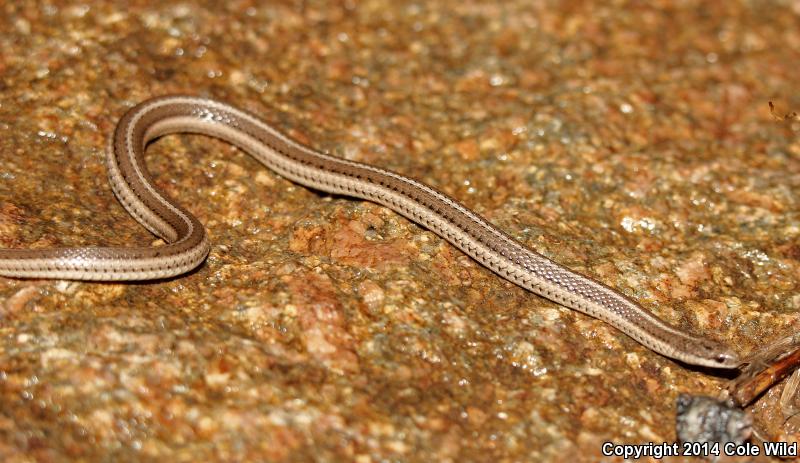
[0,96,739,368]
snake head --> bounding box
[692,339,740,369]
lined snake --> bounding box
[0,95,739,368]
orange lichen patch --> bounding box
[284,271,359,374]
[329,221,411,270]
[290,213,410,270]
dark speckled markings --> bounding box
[0,95,740,369]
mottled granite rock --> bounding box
[0,1,798,461]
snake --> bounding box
[0,95,739,369]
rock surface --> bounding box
[0,1,798,461]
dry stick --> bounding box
[727,333,800,407]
